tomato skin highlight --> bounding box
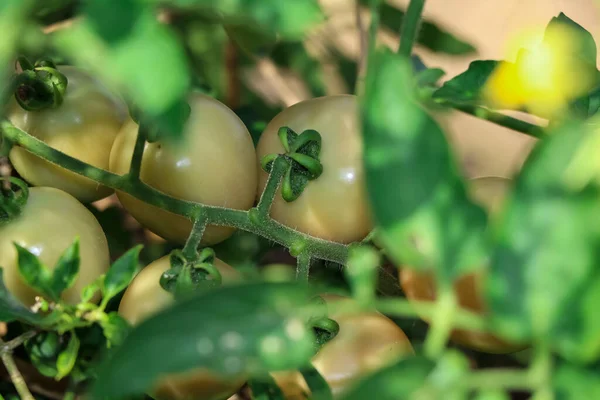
[109,93,258,246]
[0,187,110,306]
[398,177,525,354]
[256,95,372,244]
[8,66,127,203]
[118,255,245,400]
[272,294,413,398]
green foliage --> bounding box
[92,282,317,399]
[362,49,487,280]
[300,364,333,400]
[364,0,476,55]
[101,246,142,304]
[249,375,287,400]
[15,239,80,302]
[433,61,498,105]
[0,268,42,324]
[55,332,80,380]
[487,121,600,362]
[340,356,435,400]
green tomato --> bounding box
[256,95,372,243]
[109,93,258,245]
[8,66,127,203]
[0,187,110,306]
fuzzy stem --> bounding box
[257,156,287,217]
[182,212,209,261]
[296,252,312,282]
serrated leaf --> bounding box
[341,356,435,400]
[362,50,487,280]
[487,120,600,362]
[92,282,316,399]
[48,239,80,300]
[14,243,54,300]
[0,268,42,324]
[102,246,142,303]
[433,60,499,105]
[55,333,80,380]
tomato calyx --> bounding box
[306,296,340,353]
[12,57,68,111]
[0,177,29,224]
[159,248,223,299]
[261,126,323,202]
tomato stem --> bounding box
[182,212,209,261]
[398,0,426,58]
[296,252,312,281]
[256,156,287,218]
[0,121,351,264]
[423,285,457,359]
[126,123,147,183]
[0,337,36,400]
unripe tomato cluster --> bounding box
[1,65,520,400]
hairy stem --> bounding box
[182,212,209,261]
[0,338,35,400]
[127,123,147,182]
[423,285,457,358]
[0,121,350,264]
[398,0,426,57]
[257,157,286,217]
[443,102,545,139]
[296,252,312,282]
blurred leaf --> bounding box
[48,239,80,300]
[363,0,476,55]
[474,390,510,400]
[433,61,498,105]
[56,3,191,139]
[0,268,42,324]
[569,86,600,119]
[427,350,470,400]
[341,356,435,400]
[102,246,142,303]
[550,13,597,69]
[213,230,274,269]
[271,41,326,97]
[554,363,600,399]
[300,364,332,400]
[487,121,600,362]
[33,0,79,25]
[99,312,131,348]
[14,243,55,300]
[362,49,487,280]
[88,206,132,258]
[55,332,80,380]
[226,23,278,56]
[416,68,445,88]
[165,0,324,39]
[249,375,286,400]
[92,282,316,399]
[0,0,34,86]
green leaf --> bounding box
[249,375,286,400]
[0,268,42,324]
[99,312,131,348]
[486,121,600,361]
[225,23,278,56]
[170,0,324,39]
[81,279,101,304]
[340,356,435,400]
[474,390,510,400]
[547,13,597,69]
[55,333,80,380]
[102,246,142,303]
[416,68,445,88]
[92,282,316,399]
[433,60,499,105]
[84,0,142,44]
[300,364,332,400]
[366,0,476,55]
[48,239,80,300]
[271,41,327,97]
[14,243,55,300]
[362,50,487,279]
[554,363,600,399]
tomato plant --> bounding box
[0,1,600,400]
